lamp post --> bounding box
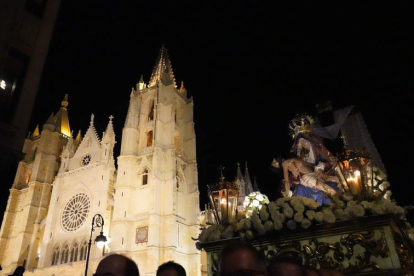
[84,214,107,276]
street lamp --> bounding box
[84,214,107,276]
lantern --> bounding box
[208,177,239,225]
[337,149,373,199]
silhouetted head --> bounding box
[94,254,139,276]
[268,250,304,276]
[12,266,25,276]
[156,261,186,276]
[218,241,266,276]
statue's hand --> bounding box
[282,189,292,198]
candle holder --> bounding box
[337,149,373,200]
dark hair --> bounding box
[218,241,266,276]
[124,256,140,276]
[269,156,283,174]
[12,266,25,276]
[156,261,186,276]
[95,254,139,276]
[268,250,304,274]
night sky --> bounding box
[1,3,413,223]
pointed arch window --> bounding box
[142,169,148,185]
[146,130,153,147]
[52,246,60,265]
[60,244,69,264]
[70,242,78,262]
[25,170,32,184]
[79,241,87,261]
[148,100,155,121]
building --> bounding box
[0,47,201,276]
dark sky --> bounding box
[2,2,414,222]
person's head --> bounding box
[218,241,266,276]
[94,254,139,276]
[270,156,283,174]
[156,261,186,276]
[268,250,304,276]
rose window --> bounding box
[82,155,91,166]
[61,193,90,231]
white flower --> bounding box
[352,204,365,217]
[302,197,317,208]
[315,212,324,223]
[268,202,278,212]
[342,193,353,201]
[333,209,345,220]
[276,198,288,206]
[384,191,392,200]
[259,207,269,221]
[306,210,316,220]
[322,207,333,215]
[294,212,304,223]
[334,200,345,209]
[287,220,297,230]
[300,219,312,229]
[256,194,264,201]
[323,213,336,223]
[271,210,286,223]
[361,201,373,209]
[274,221,283,230]
[371,204,386,215]
[293,203,305,213]
[251,192,257,197]
[252,200,260,207]
[283,206,294,218]
[347,200,357,208]
[264,221,273,232]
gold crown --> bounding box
[288,114,315,138]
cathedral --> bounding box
[0,47,201,276]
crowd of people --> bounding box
[8,241,343,275]
[79,241,342,276]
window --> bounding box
[174,132,180,150]
[146,130,153,147]
[79,241,88,261]
[142,169,148,185]
[148,100,154,121]
[51,246,59,265]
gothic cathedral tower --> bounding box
[112,46,200,275]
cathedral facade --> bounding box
[0,47,201,276]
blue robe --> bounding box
[292,181,339,206]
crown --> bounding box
[288,114,315,138]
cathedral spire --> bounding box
[103,115,116,141]
[244,162,254,195]
[236,162,246,198]
[179,80,187,94]
[253,177,260,192]
[138,75,145,91]
[76,130,82,141]
[32,125,40,138]
[148,46,176,88]
[54,94,71,137]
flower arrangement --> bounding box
[197,193,414,243]
[367,166,391,199]
[243,192,270,217]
